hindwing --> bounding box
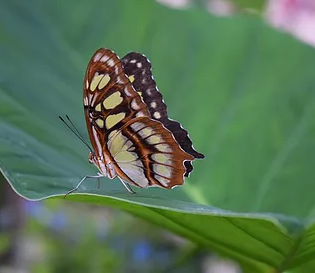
[121,52,204,177]
[107,116,194,188]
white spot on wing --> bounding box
[137,62,142,68]
[131,99,140,110]
[100,55,109,63]
[124,87,133,97]
[150,102,157,108]
[117,76,125,84]
[94,52,102,62]
[83,96,88,106]
[153,112,161,119]
[107,59,115,67]
[130,59,137,63]
[136,111,146,118]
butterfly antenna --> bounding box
[65,115,86,139]
[59,115,93,153]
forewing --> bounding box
[83,48,150,158]
[121,52,204,177]
[107,117,194,188]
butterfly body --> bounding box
[82,48,204,192]
[88,152,116,179]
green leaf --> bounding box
[1,0,315,271]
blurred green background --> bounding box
[1,0,315,272]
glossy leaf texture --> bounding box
[1,0,315,272]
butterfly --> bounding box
[65,48,204,194]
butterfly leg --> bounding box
[118,177,135,194]
[64,174,103,198]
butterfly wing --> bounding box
[84,48,194,189]
[107,116,194,188]
[83,48,149,167]
[121,52,204,177]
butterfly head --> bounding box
[88,151,105,174]
[88,151,97,164]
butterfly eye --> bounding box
[88,152,94,164]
